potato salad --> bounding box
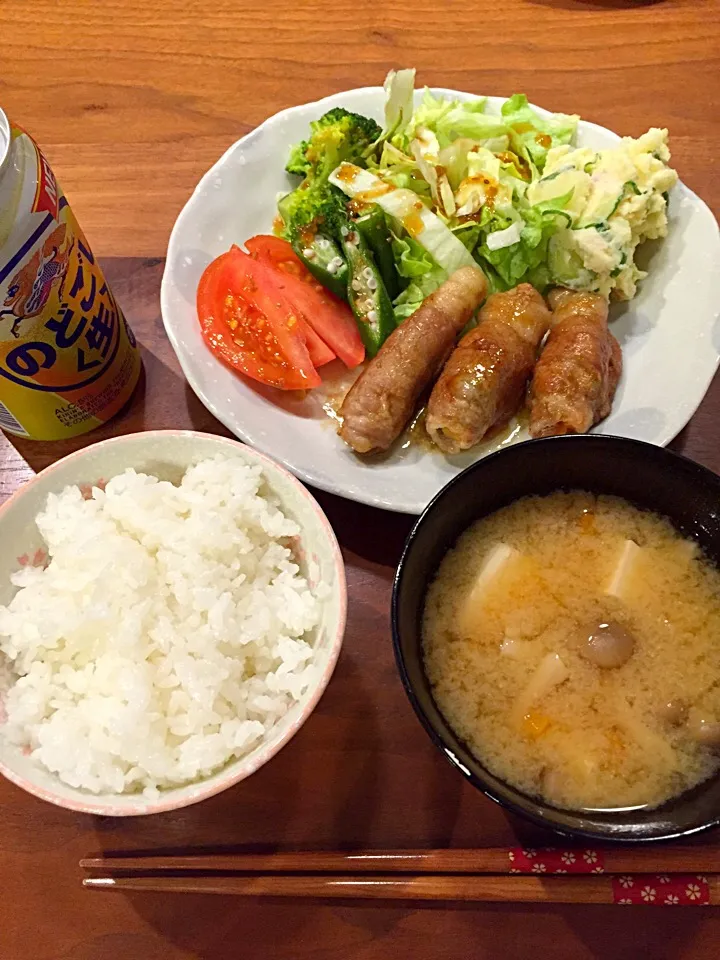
[529,129,678,299]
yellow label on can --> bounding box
[0,122,141,440]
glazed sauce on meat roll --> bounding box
[339,266,487,454]
[529,289,622,438]
[426,284,551,454]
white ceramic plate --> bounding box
[161,87,720,515]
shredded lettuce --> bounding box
[393,90,505,151]
[294,70,678,319]
[392,235,441,280]
[328,163,477,276]
[501,94,578,172]
[362,83,581,298]
[452,221,482,251]
[476,201,569,289]
[390,235,447,321]
[367,68,417,155]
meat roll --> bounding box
[529,288,622,438]
[426,283,551,454]
[339,266,487,454]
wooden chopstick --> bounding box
[82,873,720,904]
[80,847,720,876]
[81,848,720,904]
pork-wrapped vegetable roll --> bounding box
[426,284,551,454]
[529,288,622,438]
[339,266,487,454]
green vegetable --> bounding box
[547,231,595,289]
[287,108,382,186]
[329,164,477,276]
[392,234,444,280]
[285,140,311,177]
[366,68,416,155]
[530,188,575,226]
[390,236,446,322]
[538,168,567,183]
[501,94,578,172]
[480,262,512,296]
[391,89,504,151]
[280,69,676,318]
[372,141,432,196]
[452,222,483,251]
[354,205,400,300]
[381,86,576,171]
[351,80,579,297]
[298,237,349,301]
[277,187,349,299]
[278,107,382,298]
[474,201,564,290]
[607,180,642,217]
[341,228,396,355]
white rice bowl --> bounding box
[0,432,345,815]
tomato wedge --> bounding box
[229,240,333,365]
[226,247,336,369]
[245,235,365,369]
[197,248,321,390]
[245,235,306,270]
[233,250,334,367]
[297,316,335,367]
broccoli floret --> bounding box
[314,106,382,143]
[285,139,311,177]
[279,182,348,246]
[305,108,382,172]
[280,108,380,252]
[285,108,381,183]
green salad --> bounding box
[276,69,677,355]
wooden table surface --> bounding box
[2,1,720,957]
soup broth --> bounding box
[422,491,720,810]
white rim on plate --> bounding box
[161,87,720,514]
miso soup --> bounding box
[422,492,720,810]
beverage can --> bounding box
[0,108,141,440]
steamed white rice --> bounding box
[0,455,324,796]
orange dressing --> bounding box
[335,163,359,183]
[456,174,499,219]
[298,223,318,247]
[354,182,395,203]
[348,198,371,217]
[403,210,425,237]
[496,151,531,180]
[222,293,290,373]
